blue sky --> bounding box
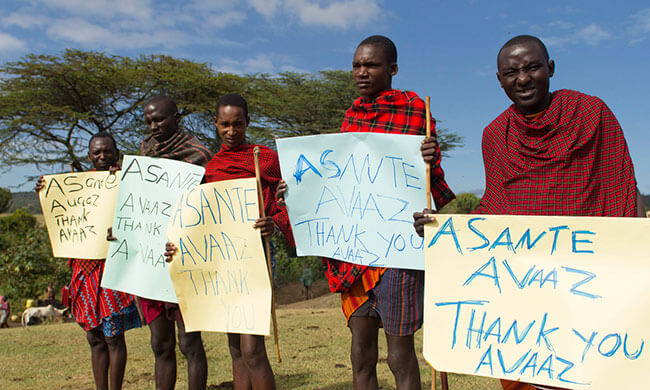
[1,0,649,195]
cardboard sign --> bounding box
[167,178,271,334]
[423,214,650,389]
[38,171,120,259]
[276,133,426,270]
[101,155,205,303]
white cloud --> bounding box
[213,54,307,74]
[46,18,190,49]
[248,0,282,18]
[2,0,385,52]
[285,0,381,29]
[2,11,51,29]
[629,8,650,39]
[542,24,611,48]
[214,54,276,74]
[0,32,27,52]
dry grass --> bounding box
[0,306,500,389]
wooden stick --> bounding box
[424,96,449,390]
[426,96,436,390]
[425,96,450,390]
[253,146,282,363]
[425,96,432,211]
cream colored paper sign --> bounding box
[423,214,650,389]
[167,178,271,335]
[38,171,120,259]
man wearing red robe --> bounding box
[416,34,643,390]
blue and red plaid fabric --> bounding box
[203,143,295,247]
[369,268,424,336]
[69,259,140,332]
[475,89,637,217]
[326,89,455,293]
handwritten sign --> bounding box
[423,214,650,389]
[38,171,120,259]
[101,155,205,303]
[167,178,271,334]
[276,133,426,270]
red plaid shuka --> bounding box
[475,89,637,217]
[326,89,455,304]
[203,143,295,246]
[68,259,135,331]
[141,129,212,167]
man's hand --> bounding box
[34,175,45,192]
[420,136,440,165]
[165,242,177,263]
[254,216,276,237]
[275,180,287,207]
[106,227,117,241]
[413,208,436,238]
[109,165,120,175]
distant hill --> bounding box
[10,191,41,214]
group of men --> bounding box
[35,32,642,390]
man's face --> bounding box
[214,105,248,149]
[352,44,397,99]
[144,102,180,142]
[88,137,118,171]
[497,42,555,115]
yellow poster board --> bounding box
[38,171,120,259]
[167,178,271,335]
[423,214,650,389]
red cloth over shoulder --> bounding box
[203,143,294,246]
[476,89,637,217]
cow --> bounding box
[21,305,67,327]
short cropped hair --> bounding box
[498,35,550,62]
[358,35,397,64]
[88,131,118,151]
[216,93,249,119]
[144,95,179,116]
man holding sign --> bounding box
[416,35,643,389]
[167,93,293,390]
[137,95,212,390]
[278,35,454,389]
[35,131,141,390]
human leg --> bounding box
[105,333,127,390]
[349,315,380,390]
[149,315,177,390]
[385,333,421,390]
[227,333,252,390]
[238,333,275,390]
[87,328,110,390]
[177,320,207,390]
[372,268,424,389]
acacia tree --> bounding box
[0,49,239,171]
[1,49,463,175]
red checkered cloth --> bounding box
[68,259,137,331]
[325,89,455,296]
[203,143,295,247]
[475,89,637,217]
[141,129,212,167]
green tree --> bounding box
[0,187,11,213]
[0,49,241,171]
[0,210,69,300]
[439,192,481,213]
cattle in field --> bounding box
[21,305,67,327]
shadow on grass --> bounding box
[208,373,319,389]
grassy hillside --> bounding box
[9,191,41,214]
